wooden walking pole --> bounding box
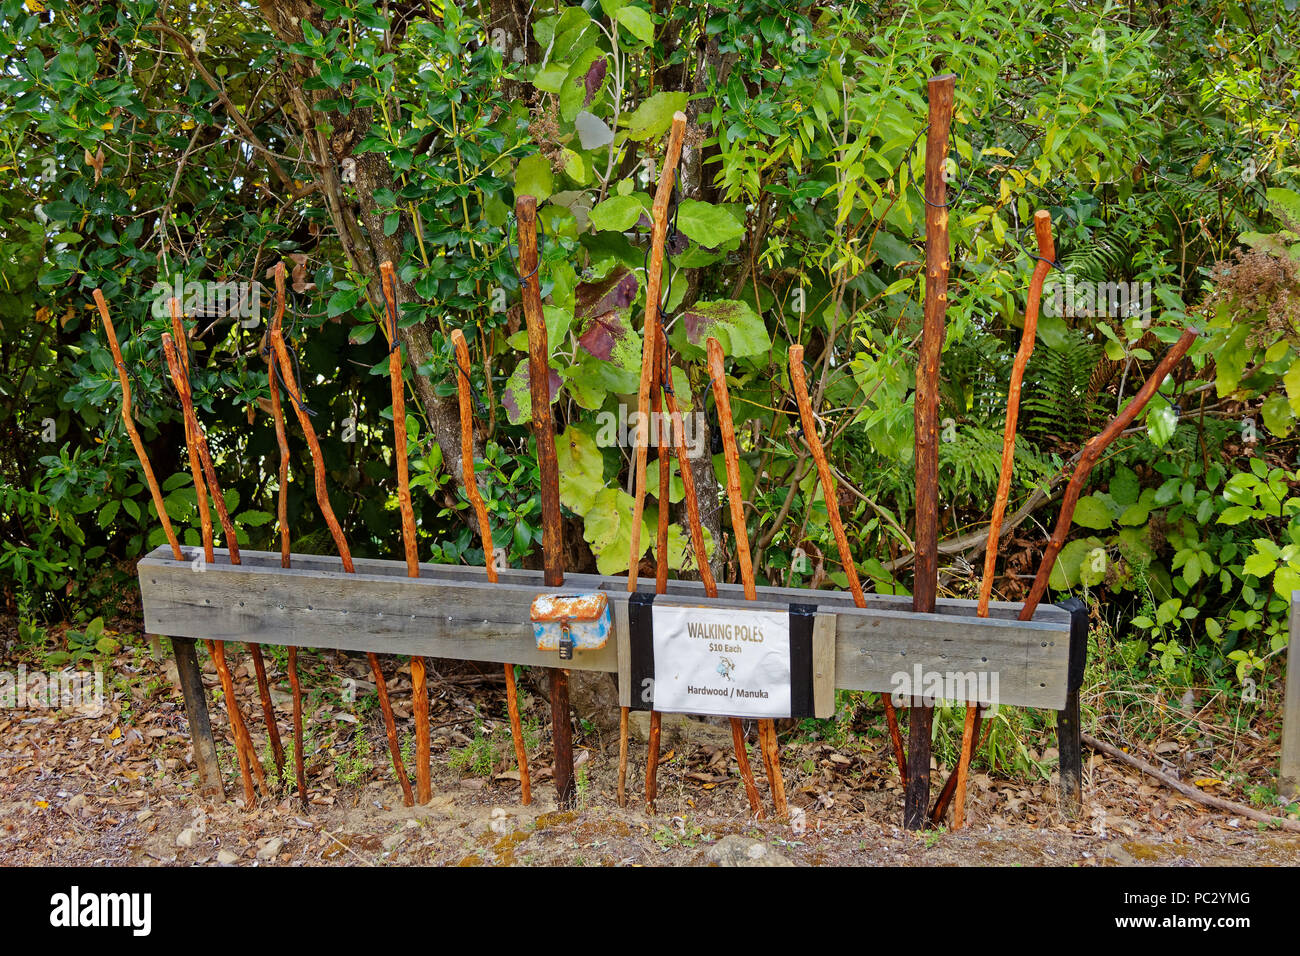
[789,344,908,786]
[161,312,255,794]
[268,263,308,807]
[1018,329,1199,623]
[907,72,957,830]
[633,336,668,812]
[516,194,576,808]
[708,337,788,818]
[95,291,224,797]
[167,303,284,778]
[93,291,182,562]
[268,321,415,808]
[452,327,532,805]
[378,261,432,805]
[646,326,760,813]
[939,210,1054,829]
[650,329,759,816]
[161,328,261,804]
[626,111,688,594]
[624,114,688,810]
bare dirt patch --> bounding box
[2,612,1297,867]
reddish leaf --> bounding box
[577,310,629,361]
[575,266,638,319]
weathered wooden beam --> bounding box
[140,548,619,674]
[141,547,1070,712]
[1055,597,1089,815]
[1282,593,1299,798]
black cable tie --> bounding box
[922,172,971,208]
[1015,233,1063,271]
[509,212,546,285]
[269,339,315,417]
[450,339,487,417]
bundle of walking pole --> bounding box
[93,259,537,809]
[94,74,1197,825]
[604,81,1194,825]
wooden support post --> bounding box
[907,72,956,830]
[1056,597,1088,815]
[517,193,575,809]
[171,637,224,798]
[1281,593,1299,798]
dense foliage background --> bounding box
[3,0,1299,770]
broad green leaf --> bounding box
[1049,537,1098,589]
[1080,546,1109,587]
[589,194,646,232]
[1242,552,1277,578]
[1284,360,1300,417]
[1274,565,1300,599]
[622,91,687,141]
[1109,466,1140,507]
[1266,187,1300,225]
[675,200,745,248]
[556,426,604,514]
[501,359,560,425]
[1072,494,1114,530]
[1214,324,1251,398]
[1146,398,1178,448]
[1261,393,1294,437]
[666,522,714,571]
[681,299,771,357]
[614,5,654,43]
[582,487,652,575]
[515,154,554,202]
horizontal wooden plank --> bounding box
[141,545,1068,623]
[139,549,621,673]
[642,595,1069,710]
[139,547,1071,708]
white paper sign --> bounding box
[651,604,790,718]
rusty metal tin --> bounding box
[530,593,611,655]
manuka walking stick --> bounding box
[640,328,762,813]
[1018,329,1199,622]
[934,210,1054,829]
[168,302,285,777]
[452,327,532,805]
[268,316,415,807]
[708,337,788,819]
[93,290,182,562]
[789,344,908,787]
[378,261,432,805]
[907,73,957,830]
[267,264,308,807]
[637,336,669,812]
[161,324,262,803]
[624,113,688,810]
[929,326,1199,822]
[626,112,688,594]
[516,194,577,808]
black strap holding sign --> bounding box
[629,593,818,718]
[789,603,817,720]
[628,590,657,712]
